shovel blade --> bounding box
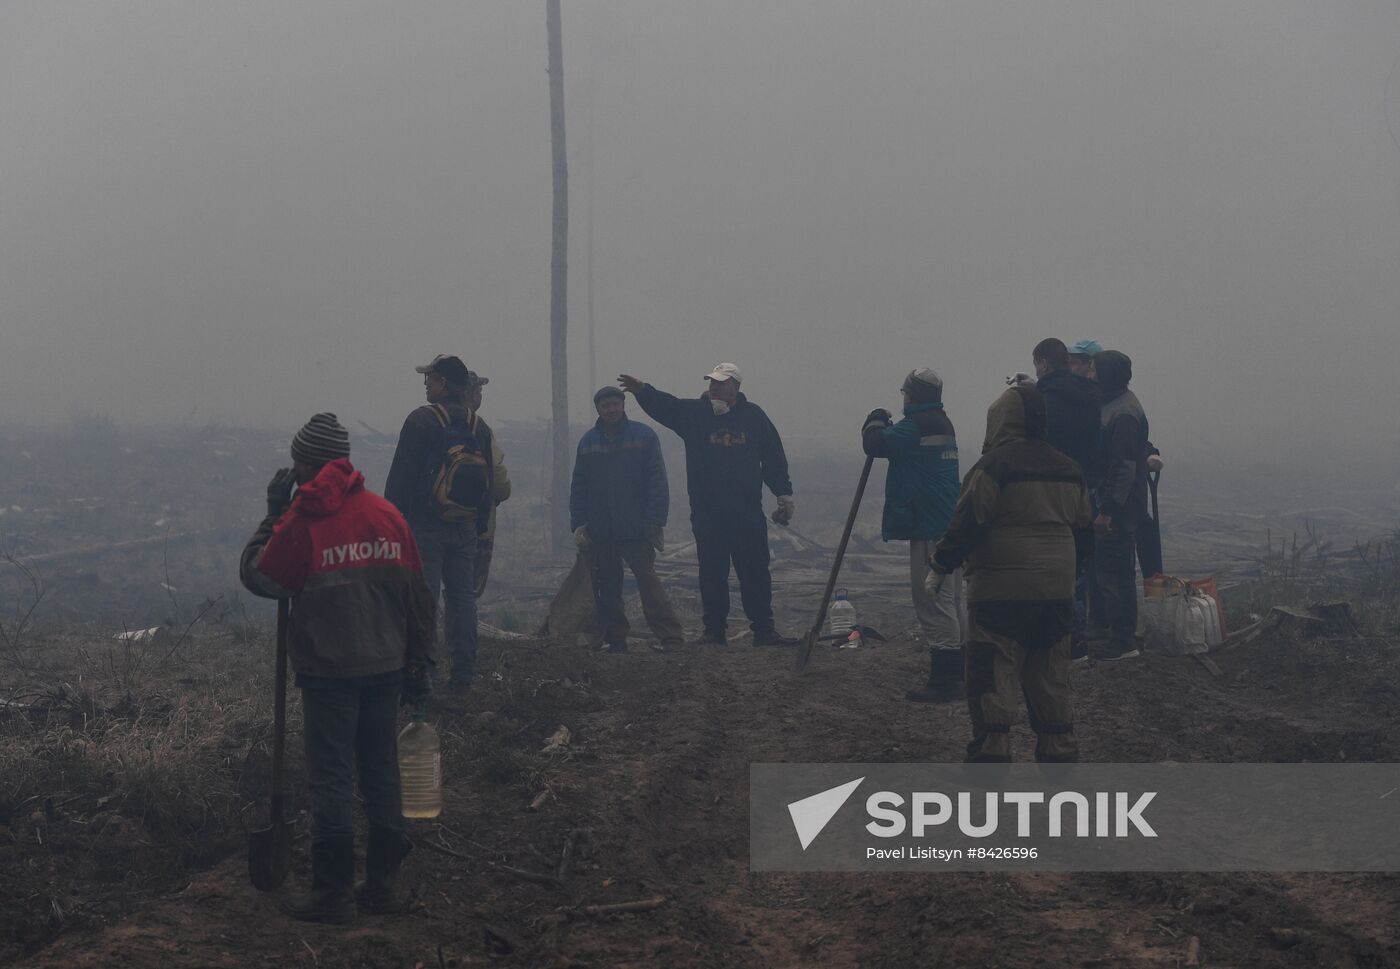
[248,820,294,892]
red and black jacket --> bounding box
[240,459,436,680]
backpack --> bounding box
[425,404,490,524]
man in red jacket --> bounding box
[241,413,435,924]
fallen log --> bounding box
[478,622,534,642]
[578,896,666,917]
[1269,606,1327,634]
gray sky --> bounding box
[3,1,1399,461]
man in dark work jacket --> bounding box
[619,363,797,646]
[1089,350,1151,662]
[1028,337,1101,662]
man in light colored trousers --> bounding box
[910,544,966,663]
[861,368,964,702]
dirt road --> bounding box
[12,629,1400,969]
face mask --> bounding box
[710,399,730,417]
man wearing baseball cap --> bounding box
[1067,339,1102,379]
[618,363,797,646]
[385,355,495,691]
[465,370,512,599]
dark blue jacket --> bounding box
[635,386,791,523]
[1035,367,1100,474]
[569,416,668,541]
[1092,352,1150,527]
[862,403,960,541]
[384,402,494,530]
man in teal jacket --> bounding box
[862,368,964,702]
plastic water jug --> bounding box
[399,715,442,819]
[828,589,857,638]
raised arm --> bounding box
[622,374,699,435]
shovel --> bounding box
[1136,467,1164,580]
[795,455,874,673]
[249,597,296,891]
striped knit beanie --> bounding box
[290,412,350,466]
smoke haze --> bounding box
[3,1,1399,464]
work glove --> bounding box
[645,523,665,552]
[862,408,893,433]
[1146,454,1164,473]
[1006,372,1036,388]
[925,567,949,599]
[573,524,591,549]
[770,495,796,527]
[265,467,297,518]
[401,662,432,707]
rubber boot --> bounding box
[279,838,355,924]
[356,827,412,915]
[905,646,964,703]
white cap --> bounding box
[704,362,742,385]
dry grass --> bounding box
[0,614,280,959]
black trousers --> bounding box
[302,680,404,847]
[1094,522,1139,650]
[692,513,774,637]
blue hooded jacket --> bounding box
[862,402,961,541]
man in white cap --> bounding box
[619,363,797,645]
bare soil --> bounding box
[6,625,1400,969]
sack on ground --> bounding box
[1138,575,1225,656]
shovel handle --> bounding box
[796,455,875,672]
[270,598,289,806]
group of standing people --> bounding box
[238,353,509,923]
[864,338,1156,763]
[234,342,1156,922]
[548,363,800,652]
[234,352,806,923]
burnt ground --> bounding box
[7,625,1400,969]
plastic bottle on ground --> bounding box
[828,589,857,639]
[399,714,442,819]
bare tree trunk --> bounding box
[585,87,596,407]
[585,134,596,408]
[547,0,569,558]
